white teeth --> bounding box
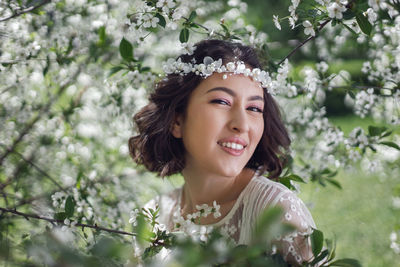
[220,142,244,150]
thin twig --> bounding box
[181,16,225,38]
[0,207,136,237]
[11,175,114,209]
[329,85,399,91]
[0,0,51,22]
[278,19,331,65]
[0,146,65,192]
[0,58,49,65]
[0,149,35,192]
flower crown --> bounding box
[162,56,272,89]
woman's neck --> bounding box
[180,167,255,218]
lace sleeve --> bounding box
[272,189,316,266]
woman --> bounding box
[129,39,316,265]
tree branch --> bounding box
[0,145,65,192]
[181,16,225,38]
[10,175,115,209]
[0,0,51,22]
[278,19,331,65]
[0,207,136,237]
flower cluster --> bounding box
[163,56,272,89]
[390,231,400,254]
[172,201,222,242]
[345,127,370,150]
[354,89,378,118]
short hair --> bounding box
[129,39,290,178]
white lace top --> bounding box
[146,170,316,265]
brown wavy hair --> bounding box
[129,39,290,178]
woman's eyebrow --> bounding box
[206,87,264,101]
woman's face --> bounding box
[172,72,265,177]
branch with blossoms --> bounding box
[0,143,66,192]
[0,206,136,236]
[0,62,85,166]
[0,0,51,22]
[278,19,331,65]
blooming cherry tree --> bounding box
[0,0,399,265]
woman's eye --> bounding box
[247,106,263,113]
[210,99,230,105]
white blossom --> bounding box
[156,0,175,13]
[316,61,329,73]
[303,20,315,36]
[181,42,197,55]
[142,13,159,28]
[327,2,347,19]
[366,8,378,24]
[273,15,281,30]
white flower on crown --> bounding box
[162,56,272,92]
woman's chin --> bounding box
[216,166,246,178]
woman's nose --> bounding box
[228,107,249,133]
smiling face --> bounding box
[171,72,265,178]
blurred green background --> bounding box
[300,115,400,267]
[243,0,400,265]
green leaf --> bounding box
[368,125,387,136]
[321,168,332,175]
[188,11,197,22]
[140,66,151,72]
[76,171,82,189]
[279,177,294,190]
[279,174,306,190]
[286,174,305,183]
[369,144,377,152]
[311,249,329,265]
[220,23,230,36]
[155,13,166,28]
[380,141,400,150]
[54,212,67,221]
[179,28,189,43]
[326,179,342,189]
[381,130,393,138]
[342,9,356,20]
[311,229,324,256]
[142,245,163,260]
[108,66,124,77]
[330,258,362,267]
[65,196,75,218]
[98,26,106,46]
[356,13,372,35]
[135,213,153,246]
[348,91,356,99]
[43,56,50,76]
[342,23,358,36]
[326,238,337,261]
[119,38,133,60]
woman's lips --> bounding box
[218,142,246,156]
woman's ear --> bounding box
[171,114,183,138]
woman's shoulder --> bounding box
[244,174,293,205]
[245,173,315,229]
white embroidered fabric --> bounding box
[145,170,316,265]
